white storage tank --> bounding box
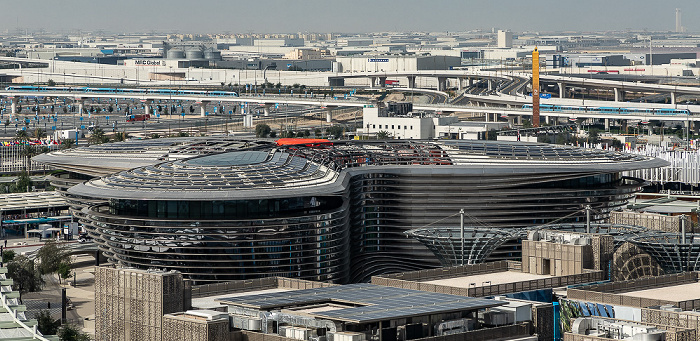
[204,49,222,61]
[186,48,204,60]
[167,49,185,59]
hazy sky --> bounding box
[5,0,699,34]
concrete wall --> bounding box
[94,267,188,341]
[162,314,230,341]
[372,261,604,298]
[567,272,700,310]
[609,211,692,233]
[522,240,591,276]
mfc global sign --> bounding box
[134,59,165,66]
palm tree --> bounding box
[15,130,29,142]
[114,131,129,142]
[88,127,107,144]
[32,128,46,141]
[19,145,37,172]
[60,139,75,150]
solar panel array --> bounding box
[217,283,504,323]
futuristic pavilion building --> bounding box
[35,138,666,284]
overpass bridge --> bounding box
[332,70,518,91]
[2,87,700,128]
[539,74,700,104]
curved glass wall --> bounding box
[47,139,665,284]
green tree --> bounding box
[57,323,90,341]
[60,139,75,150]
[7,255,43,295]
[522,119,533,129]
[113,131,129,142]
[2,250,15,263]
[47,79,56,87]
[36,310,60,336]
[57,262,72,283]
[14,130,29,142]
[32,128,47,140]
[150,133,161,139]
[255,123,272,138]
[88,127,108,144]
[376,130,391,139]
[275,82,282,89]
[12,171,32,193]
[588,128,601,144]
[36,240,70,278]
[19,145,37,172]
[269,131,277,138]
[327,126,344,139]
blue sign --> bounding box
[81,125,85,129]
[105,116,110,120]
[79,117,84,121]
[51,126,56,130]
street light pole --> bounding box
[460,209,465,266]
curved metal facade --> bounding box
[44,139,666,284]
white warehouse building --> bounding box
[359,106,508,140]
[336,55,461,73]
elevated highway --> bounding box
[540,74,700,104]
[2,87,700,125]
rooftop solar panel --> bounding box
[216,284,504,323]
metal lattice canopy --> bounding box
[405,227,525,266]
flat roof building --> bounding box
[335,55,461,73]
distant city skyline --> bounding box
[4,0,700,35]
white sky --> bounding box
[4,0,699,34]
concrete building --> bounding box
[283,48,327,60]
[359,105,508,140]
[565,272,700,339]
[162,310,230,341]
[521,230,613,278]
[335,55,461,73]
[94,267,191,341]
[567,316,693,340]
[92,269,543,341]
[254,38,304,47]
[497,30,513,48]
